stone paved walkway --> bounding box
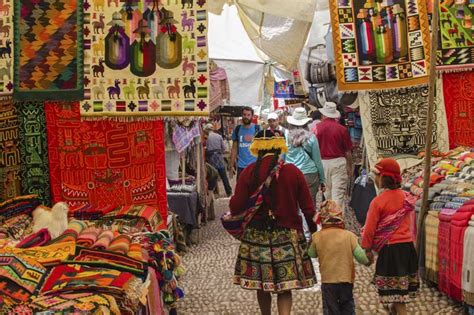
[177,198,463,314]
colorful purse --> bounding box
[221,161,283,240]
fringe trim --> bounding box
[80,115,209,122]
[436,66,474,73]
[250,138,288,157]
[339,82,433,94]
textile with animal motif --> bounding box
[45,101,167,218]
[80,0,209,117]
[329,0,431,91]
[358,81,449,170]
[442,72,474,148]
[0,0,13,97]
[30,292,120,315]
[13,0,84,100]
[0,240,75,266]
[16,101,51,205]
[435,0,474,71]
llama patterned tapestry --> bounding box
[13,0,84,100]
[0,0,12,96]
[46,101,167,217]
[80,0,209,117]
[436,0,474,71]
[329,0,431,91]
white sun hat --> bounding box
[287,107,311,126]
[319,102,341,119]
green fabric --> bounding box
[285,135,325,183]
[308,243,317,258]
[353,244,369,265]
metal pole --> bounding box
[416,1,440,253]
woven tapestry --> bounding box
[13,0,84,100]
[442,72,474,148]
[16,101,51,205]
[435,0,474,71]
[80,0,209,118]
[0,2,12,97]
[358,80,449,170]
[46,102,167,219]
[0,96,21,201]
[329,0,431,91]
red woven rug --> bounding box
[442,72,474,149]
[45,102,167,220]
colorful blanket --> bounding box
[16,101,51,205]
[436,0,474,71]
[0,5,13,96]
[358,81,449,169]
[80,0,209,117]
[442,72,474,149]
[102,204,163,232]
[0,96,21,200]
[13,0,84,100]
[30,292,120,315]
[45,102,167,216]
[329,0,431,91]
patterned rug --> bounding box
[13,0,84,100]
[16,101,51,205]
[0,5,13,96]
[0,96,21,201]
[80,0,209,118]
[45,101,167,217]
[436,0,474,71]
[358,80,449,170]
[442,72,474,148]
[329,0,431,91]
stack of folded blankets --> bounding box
[0,198,185,314]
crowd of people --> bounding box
[203,105,418,315]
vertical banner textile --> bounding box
[45,102,167,219]
[329,0,431,91]
[80,0,209,117]
[0,1,13,96]
[442,72,474,148]
[13,0,84,100]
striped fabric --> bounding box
[425,211,440,283]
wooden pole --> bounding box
[416,2,440,253]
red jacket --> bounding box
[229,155,317,233]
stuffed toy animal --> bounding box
[32,202,69,239]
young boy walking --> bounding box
[308,200,371,314]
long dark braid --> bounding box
[251,149,281,195]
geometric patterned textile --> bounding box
[329,0,431,91]
[0,3,13,96]
[0,96,21,201]
[80,0,209,117]
[435,0,474,71]
[16,101,51,205]
[358,80,449,170]
[13,0,84,100]
[442,72,474,148]
[45,101,167,216]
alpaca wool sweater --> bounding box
[229,156,317,233]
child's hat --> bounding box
[317,200,344,226]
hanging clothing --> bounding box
[210,66,230,112]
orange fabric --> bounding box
[361,189,414,249]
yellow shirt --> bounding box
[310,228,359,284]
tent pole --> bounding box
[416,2,440,253]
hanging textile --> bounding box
[0,96,21,201]
[13,0,84,100]
[16,101,51,205]
[329,0,431,91]
[80,0,209,118]
[45,102,167,218]
[358,80,449,170]
[209,64,230,112]
[435,0,474,71]
[0,4,13,97]
[442,72,474,148]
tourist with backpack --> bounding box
[230,106,261,178]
